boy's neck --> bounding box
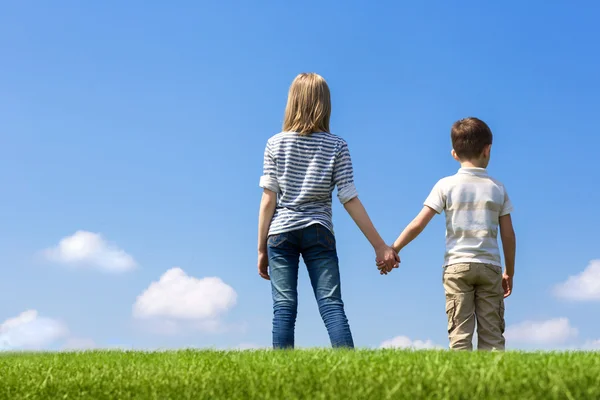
[460,160,487,169]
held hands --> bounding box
[375,245,400,275]
[259,245,401,280]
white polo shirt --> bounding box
[424,167,513,268]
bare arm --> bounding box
[344,197,398,269]
[499,214,516,277]
[391,206,437,253]
[344,197,387,250]
[257,189,277,253]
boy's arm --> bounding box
[391,206,437,253]
[389,179,444,254]
[499,214,516,297]
[344,197,399,270]
[257,189,277,280]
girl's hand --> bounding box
[375,245,400,274]
[258,251,270,280]
[377,255,400,275]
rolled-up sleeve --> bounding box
[333,140,358,204]
[259,141,280,193]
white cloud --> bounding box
[0,310,69,350]
[44,231,137,272]
[554,260,600,301]
[380,336,442,350]
[505,318,578,345]
[133,268,237,333]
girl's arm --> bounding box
[257,139,280,280]
[257,189,277,280]
[332,141,398,271]
[258,189,277,253]
[344,197,399,270]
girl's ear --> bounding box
[451,149,460,161]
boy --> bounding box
[380,117,516,351]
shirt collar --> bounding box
[458,167,488,176]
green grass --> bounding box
[1,350,599,399]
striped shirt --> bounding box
[424,167,513,268]
[259,131,358,236]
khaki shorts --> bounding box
[443,262,505,351]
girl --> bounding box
[257,73,399,349]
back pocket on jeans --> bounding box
[316,225,336,251]
[267,234,286,248]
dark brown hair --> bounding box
[451,117,493,160]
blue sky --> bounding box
[1,0,599,350]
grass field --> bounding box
[1,350,599,399]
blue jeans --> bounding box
[267,223,354,349]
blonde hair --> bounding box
[283,73,331,135]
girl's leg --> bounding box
[302,224,354,348]
[268,231,301,349]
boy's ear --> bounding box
[451,149,460,161]
[483,144,492,158]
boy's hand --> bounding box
[258,251,270,280]
[375,246,400,275]
[502,273,513,298]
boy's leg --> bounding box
[443,263,477,350]
[474,263,505,351]
[268,231,301,349]
[302,224,354,348]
